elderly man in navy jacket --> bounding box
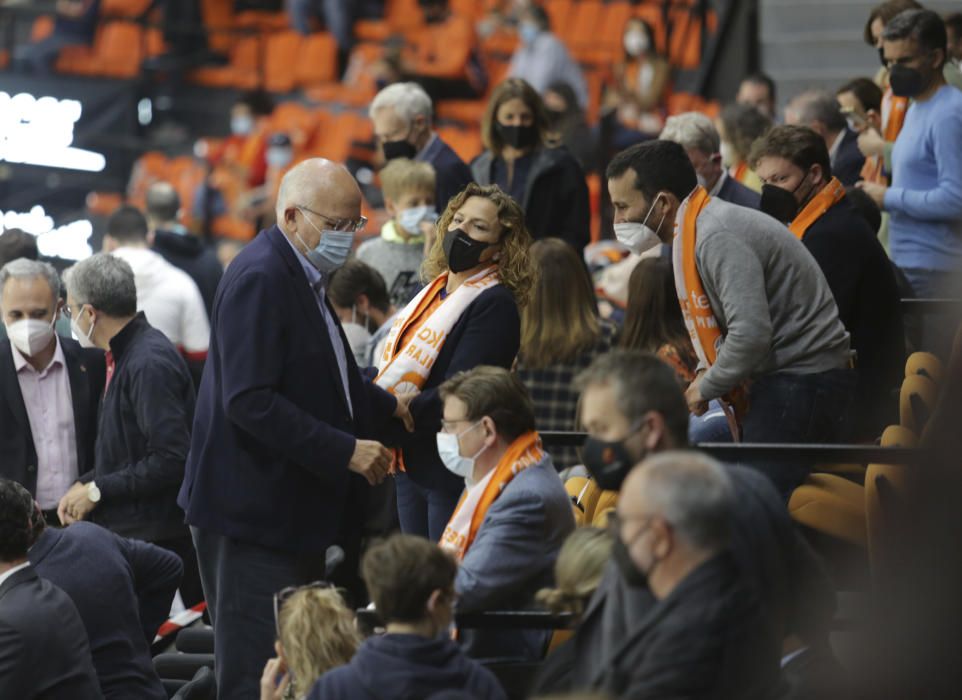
[178,158,413,700]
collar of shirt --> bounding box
[281,228,328,293]
[709,170,728,198]
[415,132,440,162]
[0,562,30,589]
[11,333,65,376]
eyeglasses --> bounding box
[297,205,367,233]
[272,581,343,636]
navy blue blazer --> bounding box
[178,226,399,554]
[30,523,181,700]
[717,173,761,209]
[420,135,475,212]
[831,128,866,187]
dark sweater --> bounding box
[306,634,507,700]
[152,228,223,319]
[29,523,182,700]
[80,313,195,541]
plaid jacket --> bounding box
[516,321,619,470]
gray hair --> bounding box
[659,112,720,156]
[369,82,433,125]
[787,89,847,133]
[635,450,734,552]
[64,253,137,318]
[882,9,948,65]
[0,258,61,303]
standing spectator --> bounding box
[30,519,183,700]
[785,89,865,187]
[178,159,411,700]
[327,260,397,368]
[507,4,588,110]
[659,111,761,208]
[147,182,223,320]
[305,535,506,700]
[604,18,671,140]
[369,82,474,211]
[543,81,599,173]
[0,228,38,268]
[736,72,777,120]
[13,0,101,74]
[858,9,962,302]
[58,254,201,606]
[751,125,904,437]
[357,158,436,305]
[717,102,772,193]
[102,206,210,369]
[472,78,590,251]
[0,479,101,698]
[515,238,617,471]
[438,367,575,660]
[0,259,105,525]
[608,141,854,493]
[374,183,534,542]
[402,0,486,100]
[836,77,883,136]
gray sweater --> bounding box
[695,198,852,400]
[356,229,425,306]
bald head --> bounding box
[276,159,361,229]
[146,182,180,227]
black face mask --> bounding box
[889,63,928,98]
[759,171,814,223]
[382,138,417,162]
[497,122,539,150]
[443,228,492,273]
[581,436,637,491]
[612,533,649,588]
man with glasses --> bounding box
[177,158,414,699]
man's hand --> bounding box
[685,374,710,416]
[349,440,393,485]
[259,657,290,700]
[857,128,886,158]
[855,180,888,209]
[394,392,417,433]
[57,481,97,525]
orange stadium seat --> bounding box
[233,10,290,32]
[436,127,482,164]
[100,0,152,17]
[354,19,392,43]
[295,32,339,88]
[56,21,144,79]
[270,102,321,155]
[633,2,668,56]
[544,0,574,39]
[384,0,423,34]
[201,0,237,55]
[564,0,604,54]
[263,31,303,93]
[190,35,261,89]
[31,15,55,42]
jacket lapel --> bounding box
[0,565,36,603]
[0,341,32,442]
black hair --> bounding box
[106,205,149,243]
[606,140,697,202]
[837,77,884,113]
[0,229,38,268]
[0,479,33,562]
[845,186,883,234]
[741,72,777,104]
[327,259,391,314]
[883,9,948,67]
[237,89,275,117]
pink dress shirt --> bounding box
[11,338,79,509]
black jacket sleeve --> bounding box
[116,533,184,642]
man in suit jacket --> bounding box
[370,82,474,211]
[0,258,105,526]
[178,159,412,699]
[0,478,101,698]
[660,111,761,209]
[30,519,182,700]
[786,89,865,186]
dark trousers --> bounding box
[395,472,462,541]
[741,368,857,500]
[155,533,205,609]
[191,527,326,700]
[901,266,957,360]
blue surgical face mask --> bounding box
[519,22,540,45]
[231,114,254,136]
[267,147,293,169]
[397,205,437,235]
[295,207,355,274]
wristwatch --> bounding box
[87,481,101,503]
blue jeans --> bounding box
[689,399,734,444]
[740,368,857,500]
[286,0,353,49]
[395,472,462,542]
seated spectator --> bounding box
[369,82,474,211]
[536,527,613,620]
[751,125,904,437]
[508,5,588,110]
[543,81,599,173]
[261,585,360,700]
[437,366,575,660]
[357,158,437,306]
[235,133,297,231]
[515,238,617,471]
[209,90,274,189]
[29,516,182,700]
[836,77,883,136]
[146,182,223,320]
[659,111,761,208]
[717,102,772,192]
[786,89,866,186]
[13,0,101,74]
[0,229,38,268]
[0,478,100,697]
[327,260,397,367]
[736,72,777,120]
[306,534,506,700]
[531,350,835,695]
[402,0,486,101]
[472,78,590,251]
[592,452,782,699]
[603,17,671,140]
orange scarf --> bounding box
[789,177,846,240]
[730,161,749,185]
[862,90,909,185]
[440,431,544,561]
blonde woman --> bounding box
[260,586,361,700]
[374,182,535,540]
[537,527,614,621]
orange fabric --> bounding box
[884,93,908,142]
[730,161,749,185]
[860,155,886,185]
[441,431,544,560]
[657,343,697,386]
[788,177,846,240]
[264,31,303,93]
[408,13,475,80]
[396,284,447,359]
[679,187,721,365]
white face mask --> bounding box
[70,306,97,349]
[397,205,438,235]
[624,30,650,57]
[7,317,56,357]
[436,421,486,479]
[613,193,666,254]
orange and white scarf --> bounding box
[440,431,544,561]
[789,177,846,240]
[861,88,909,185]
[375,266,500,395]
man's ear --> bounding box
[480,415,498,444]
[643,412,666,451]
[426,588,444,615]
[356,293,371,315]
